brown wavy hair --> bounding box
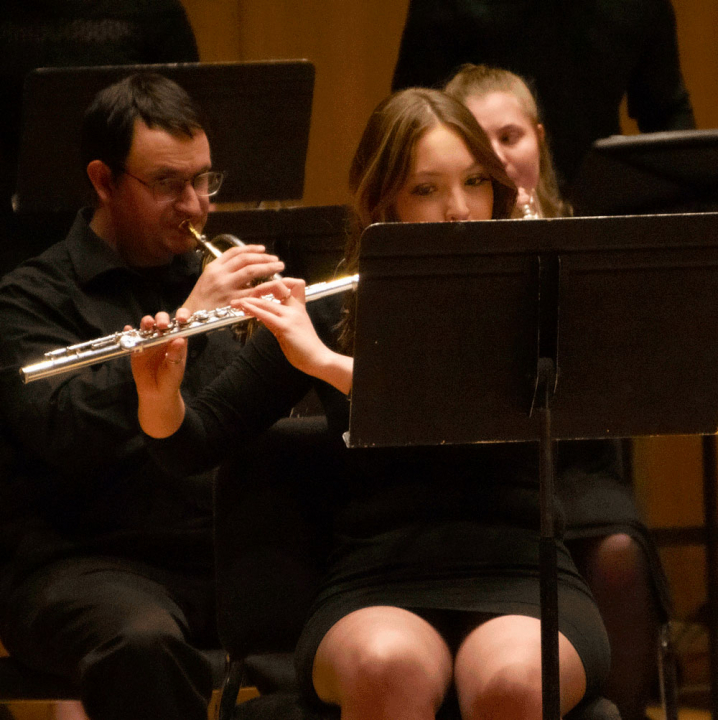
[338,87,517,351]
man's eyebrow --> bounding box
[150,165,212,178]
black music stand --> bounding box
[571,129,718,718]
[568,129,718,216]
[347,211,718,720]
[203,204,349,285]
[3,60,314,274]
[14,60,314,214]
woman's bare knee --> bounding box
[454,615,586,720]
[312,606,452,717]
[466,667,544,720]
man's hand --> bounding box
[183,244,285,313]
[130,310,189,438]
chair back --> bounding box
[214,416,342,657]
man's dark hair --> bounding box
[81,72,206,175]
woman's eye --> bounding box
[411,184,435,197]
[500,130,522,146]
[466,175,489,187]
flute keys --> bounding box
[119,333,142,350]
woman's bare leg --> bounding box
[454,615,586,720]
[312,606,453,720]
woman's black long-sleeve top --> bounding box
[146,293,595,587]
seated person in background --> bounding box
[446,63,568,219]
[0,72,284,720]
[131,87,612,720]
[446,62,669,720]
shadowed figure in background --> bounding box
[392,0,695,192]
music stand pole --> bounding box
[537,357,560,720]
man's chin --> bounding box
[169,227,201,254]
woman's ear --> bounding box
[86,160,116,204]
[536,123,546,143]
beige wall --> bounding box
[181,0,717,207]
[179,0,718,619]
[673,0,718,130]
[181,0,410,206]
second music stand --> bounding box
[347,211,718,720]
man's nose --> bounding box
[173,181,203,215]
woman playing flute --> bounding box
[131,88,611,720]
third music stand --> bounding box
[347,211,718,720]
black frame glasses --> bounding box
[121,169,225,202]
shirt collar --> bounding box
[67,208,200,288]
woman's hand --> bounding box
[235,278,353,395]
[130,310,189,438]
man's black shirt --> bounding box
[0,210,239,597]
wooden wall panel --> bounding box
[672,0,718,130]
[181,0,716,206]
[181,0,410,206]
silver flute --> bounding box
[20,274,358,384]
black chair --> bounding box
[0,648,228,705]
[213,415,341,720]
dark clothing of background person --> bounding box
[391,0,696,190]
[142,293,613,706]
[0,0,199,273]
[0,210,235,720]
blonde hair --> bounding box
[445,64,570,218]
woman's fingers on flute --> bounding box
[238,293,311,338]
[133,309,191,333]
[237,297,281,326]
[231,277,306,307]
[237,292,326,375]
[175,307,192,324]
[283,277,307,302]
[132,311,172,334]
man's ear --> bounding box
[86,160,116,204]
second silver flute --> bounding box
[20,274,358,384]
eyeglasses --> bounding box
[121,169,225,202]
